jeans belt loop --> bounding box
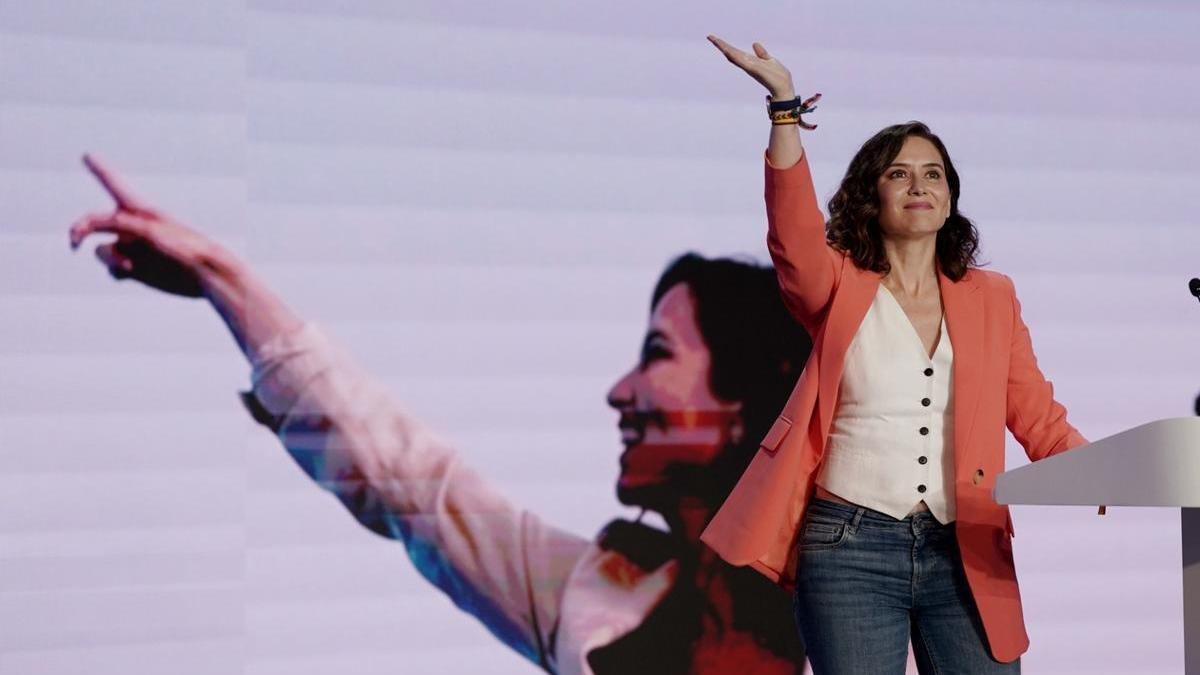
[850,507,865,534]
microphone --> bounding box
[1191,278,1200,303]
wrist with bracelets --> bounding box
[767,92,821,129]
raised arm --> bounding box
[706,36,803,169]
[1003,276,1088,461]
[68,156,590,669]
[707,37,842,328]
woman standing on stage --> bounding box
[701,36,1088,674]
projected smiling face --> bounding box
[606,283,742,510]
[876,135,953,241]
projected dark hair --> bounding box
[651,252,811,505]
[628,252,811,663]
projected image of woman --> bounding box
[67,166,811,674]
[701,36,1089,674]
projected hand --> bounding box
[706,35,796,100]
[68,154,223,298]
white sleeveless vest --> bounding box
[816,284,956,523]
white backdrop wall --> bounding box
[3,1,1199,673]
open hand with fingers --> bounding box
[706,35,816,163]
[68,155,228,298]
[706,35,800,101]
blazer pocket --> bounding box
[759,416,793,456]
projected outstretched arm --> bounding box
[67,155,304,358]
[68,156,589,669]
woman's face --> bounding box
[876,135,952,241]
[606,283,742,508]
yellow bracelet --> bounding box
[770,109,803,124]
[767,93,821,130]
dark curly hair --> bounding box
[827,121,980,281]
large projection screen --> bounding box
[3,2,1199,673]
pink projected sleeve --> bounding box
[240,323,591,668]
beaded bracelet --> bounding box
[767,93,822,129]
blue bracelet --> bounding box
[767,94,819,114]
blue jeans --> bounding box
[793,498,1020,674]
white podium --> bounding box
[994,417,1200,673]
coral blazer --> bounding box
[700,153,1087,663]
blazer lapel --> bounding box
[940,269,984,467]
[816,266,880,443]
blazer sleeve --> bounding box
[1003,276,1088,461]
[240,323,590,671]
[765,151,844,331]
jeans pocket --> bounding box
[798,514,849,550]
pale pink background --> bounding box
[2,1,1199,673]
